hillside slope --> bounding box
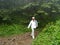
[32,16,60,45]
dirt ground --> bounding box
[0,31,39,45]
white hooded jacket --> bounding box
[28,20,38,29]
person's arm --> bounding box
[27,21,32,28]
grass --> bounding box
[32,17,60,45]
[0,24,31,37]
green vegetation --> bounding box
[0,0,60,45]
[32,16,60,45]
[0,24,31,37]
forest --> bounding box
[0,0,60,45]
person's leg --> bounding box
[31,28,35,39]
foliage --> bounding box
[0,0,60,24]
[0,1,60,45]
[0,24,31,37]
[32,16,60,45]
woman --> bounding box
[27,17,38,39]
